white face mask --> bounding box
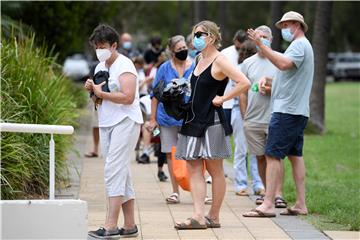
[96,49,112,62]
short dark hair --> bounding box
[89,24,119,47]
[150,36,162,46]
[233,29,247,44]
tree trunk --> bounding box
[194,1,207,23]
[270,1,284,52]
[309,1,333,134]
[218,1,228,46]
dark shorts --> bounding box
[265,112,308,160]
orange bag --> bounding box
[171,146,206,191]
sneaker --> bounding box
[119,225,139,238]
[157,171,168,182]
[138,153,150,164]
[88,227,120,239]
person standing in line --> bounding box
[240,25,287,208]
[85,24,143,238]
[147,35,195,204]
[174,20,250,230]
[222,30,265,197]
[243,11,313,217]
[118,32,140,58]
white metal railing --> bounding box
[0,123,74,200]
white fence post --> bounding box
[49,133,55,200]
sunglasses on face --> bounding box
[194,31,209,38]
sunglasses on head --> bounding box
[194,31,209,38]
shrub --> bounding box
[1,29,86,199]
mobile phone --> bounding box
[152,127,160,137]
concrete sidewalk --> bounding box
[79,148,291,239]
[67,107,354,239]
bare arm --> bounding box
[212,55,251,107]
[239,92,248,119]
[146,97,159,131]
[247,29,295,71]
[93,72,137,105]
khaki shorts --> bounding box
[243,121,269,156]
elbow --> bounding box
[244,80,251,90]
[278,63,288,71]
[123,96,135,105]
[278,61,293,71]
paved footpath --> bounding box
[72,107,352,240]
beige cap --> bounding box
[275,11,308,32]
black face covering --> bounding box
[175,49,188,61]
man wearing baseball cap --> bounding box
[243,11,314,217]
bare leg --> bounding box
[256,155,266,189]
[166,153,179,194]
[287,155,308,213]
[254,156,280,214]
[105,196,122,230]
[122,199,136,229]
[183,160,206,224]
[142,124,151,152]
[93,127,99,154]
[276,161,285,197]
[205,159,226,223]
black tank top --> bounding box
[180,58,232,137]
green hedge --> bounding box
[1,33,86,199]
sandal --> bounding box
[205,216,221,228]
[84,152,98,158]
[243,208,276,218]
[204,196,212,205]
[280,207,308,216]
[255,196,264,205]
[275,196,288,208]
[166,193,180,204]
[174,218,207,230]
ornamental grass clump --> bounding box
[1,29,85,199]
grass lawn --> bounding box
[228,82,360,231]
[293,82,360,231]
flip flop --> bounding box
[205,216,221,228]
[280,207,308,216]
[275,196,288,208]
[84,152,98,158]
[174,218,207,230]
[243,208,276,218]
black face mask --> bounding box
[175,49,188,61]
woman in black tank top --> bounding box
[174,21,251,230]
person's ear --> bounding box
[112,42,117,50]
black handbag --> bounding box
[93,70,110,93]
[90,70,110,110]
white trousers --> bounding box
[99,117,140,201]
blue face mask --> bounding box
[193,36,206,51]
[256,38,271,51]
[261,38,271,47]
[122,41,132,50]
[281,28,294,42]
[188,49,198,58]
